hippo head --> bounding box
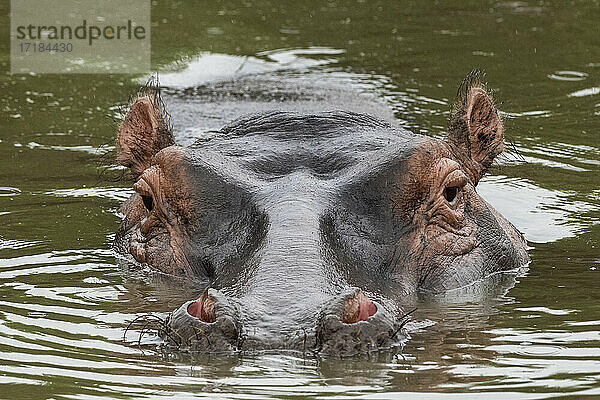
[114,76,528,356]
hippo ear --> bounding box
[116,94,174,178]
[446,84,504,185]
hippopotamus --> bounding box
[114,73,529,356]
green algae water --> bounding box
[1,1,599,398]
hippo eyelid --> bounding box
[133,178,155,212]
[441,169,467,204]
[443,169,468,189]
[133,178,153,196]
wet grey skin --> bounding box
[114,74,529,357]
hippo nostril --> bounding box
[164,289,241,352]
[341,290,377,324]
[187,291,216,323]
[316,288,403,356]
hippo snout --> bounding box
[162,288,405,356]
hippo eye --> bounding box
[443,186,459,203]
[141,195,153,211]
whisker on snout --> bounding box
[123,313,185,349]
[389,308,417,340]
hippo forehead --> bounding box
[182,110,427,184]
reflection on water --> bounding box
[478,175,594,243]
[0,188,21,197]
[1,0,599,398]
[547,71,588,82]
[569,87,600,98]
[156,47,346,88]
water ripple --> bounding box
[0,187,21,197]
[548,71,588,81]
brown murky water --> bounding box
[0,1,599,398]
